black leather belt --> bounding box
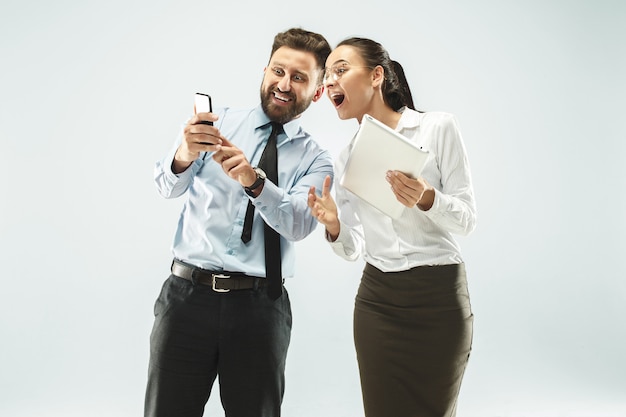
[171,260,266,292]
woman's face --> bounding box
[323,45,377,122]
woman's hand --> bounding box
[386,170,435,211]
[308,175,340,241]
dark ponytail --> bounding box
[337,38,416,111]
[390,60,415,111]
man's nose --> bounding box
[277,76,291,92]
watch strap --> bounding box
[244,168,266,196]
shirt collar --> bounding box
[395,107,422,131]
[253,105,301,141]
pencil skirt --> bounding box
[354,263,473,417]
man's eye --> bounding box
[293,74,305,82]
[273,68,284,76]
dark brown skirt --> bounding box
[354,263,473,417]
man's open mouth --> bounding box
[273,92,293,103]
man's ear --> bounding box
[312,84,325,102]
[372,65,385,88]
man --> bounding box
[146,28,333,417]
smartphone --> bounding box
[194,92,213,125]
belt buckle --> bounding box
[212,273,231,293]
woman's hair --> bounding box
[337,37,415,111]
[270,28,332,82]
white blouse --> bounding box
[328,108,477,272]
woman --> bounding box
[307,38,476,417]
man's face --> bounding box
[260,46,324,124]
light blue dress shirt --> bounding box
[154,105,334,279]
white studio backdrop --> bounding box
[1,1,625,416]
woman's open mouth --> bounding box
[331,93,345,107]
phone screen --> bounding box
[194,93,213,126]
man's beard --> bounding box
[260,86,313,125]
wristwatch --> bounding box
[244,167,267,196]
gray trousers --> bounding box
[144,274,292,417]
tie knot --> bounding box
[270,122,282,135]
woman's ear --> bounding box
[372,65,385,88]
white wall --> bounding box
[1,1,625,416]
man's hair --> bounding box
[270,28,331,81]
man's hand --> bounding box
[172,112,224,174]
[212,137,258,190]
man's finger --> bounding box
[219,136,234,147]
[193,112,218,125]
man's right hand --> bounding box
[172,112,225,174]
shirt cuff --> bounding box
[249,179,282,210]
[327,220,357,257]
[163,147,196,185]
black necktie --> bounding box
[241,122,283,300]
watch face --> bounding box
[254,167,267,180]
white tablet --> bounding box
[340,114,429,219]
